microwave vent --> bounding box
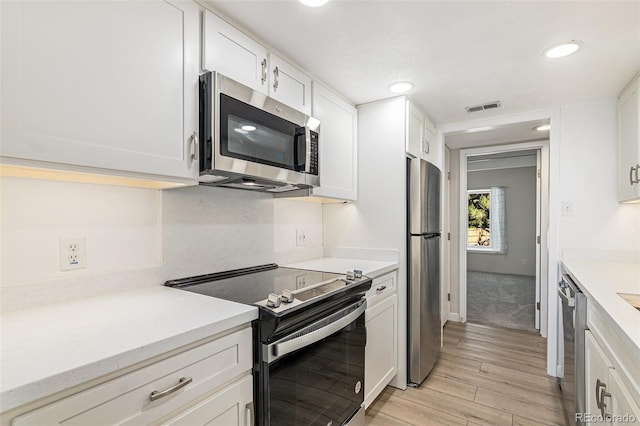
[465,101,502,113]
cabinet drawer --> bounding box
[365,271,397,306]
[13,328,252,426]
[161,375,252,426]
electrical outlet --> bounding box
[296,274,307,288]
[296,229,307,246]
[522,259,527,265]
[60,237,87,271]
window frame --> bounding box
[467,188,496,253]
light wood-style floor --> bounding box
[366,321,567,426]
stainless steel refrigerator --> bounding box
[407,157,441,386]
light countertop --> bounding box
[561,258,640,351]
[282,257,398,277]
[0,286,257,412]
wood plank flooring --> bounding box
[366,321,567,426]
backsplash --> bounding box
[0,178,324,312]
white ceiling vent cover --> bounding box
[465,101,502,113]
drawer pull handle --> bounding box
[376,285,387,293]
[150,377,192,401]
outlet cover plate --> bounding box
[60,237,87,271]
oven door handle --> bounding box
[266,300,366,363]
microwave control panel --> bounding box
[310,131,319,176]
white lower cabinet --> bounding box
[584,330,640,424]
[364,271,398,409]
[12,328,253,426]
[163,375,253,426]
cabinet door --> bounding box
[618,76,640,202]
[0,0,199,181]
[311,83,358,201]
[406,101,425,158]
[202,10,268,94]
[423,116,438,164]
[585,331,613,424]
[269,54,312,115]
[364,294,397,409]
[607,368,640,424]
[162,375,253,426]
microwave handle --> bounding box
[293,127,307,172]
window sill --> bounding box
[467,247,501,254]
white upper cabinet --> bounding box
[0,0,200,182]
[311,83,358,201]
[202,10,268,94]
[406,100,439,165]
[618,74,640,202]
[406,101,425,158]
[202,10,312,115]
[269,53,312,115]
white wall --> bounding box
[0,177,163,310]
[273,199,323,264]
[323,96,408,387]
[0,178,323,312]
[467,166,537,276]
[558,99,640,252]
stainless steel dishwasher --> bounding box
[558,273,587,426]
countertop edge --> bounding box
[0,307,257,413]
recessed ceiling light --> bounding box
[241,125,256,132]
[533,124,551,131]
[543,40,583,59]
[388,81,414,94]
[299,0,329,7]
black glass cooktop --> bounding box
[165,264,343,306]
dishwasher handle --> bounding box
[558,275,575,307]
[558,286,575,307]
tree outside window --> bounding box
[468,190,491,248]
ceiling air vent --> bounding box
[465,101,502,113]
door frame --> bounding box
[459,140,549,335]
[441,147,451,328]
[440,107,561,377]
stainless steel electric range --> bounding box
[165,264,372,426]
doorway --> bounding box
[464,149,540,331]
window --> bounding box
[467,187,507,254]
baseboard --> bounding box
[449,313,461,322]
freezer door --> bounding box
[408,158,441,234]
[409,235,441,385]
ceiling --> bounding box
[206,0,639,125]
[444,119,549,150]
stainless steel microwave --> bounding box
[198,72,320,192]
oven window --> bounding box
[267,318,366,426]
[220,94,306,171]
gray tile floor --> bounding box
[466,271,537,331]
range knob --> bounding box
[282,289,295,303]
[354,269,363,279]
[267,293,281,308]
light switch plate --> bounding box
[561,201,574,217]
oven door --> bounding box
[259,299,366,426]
